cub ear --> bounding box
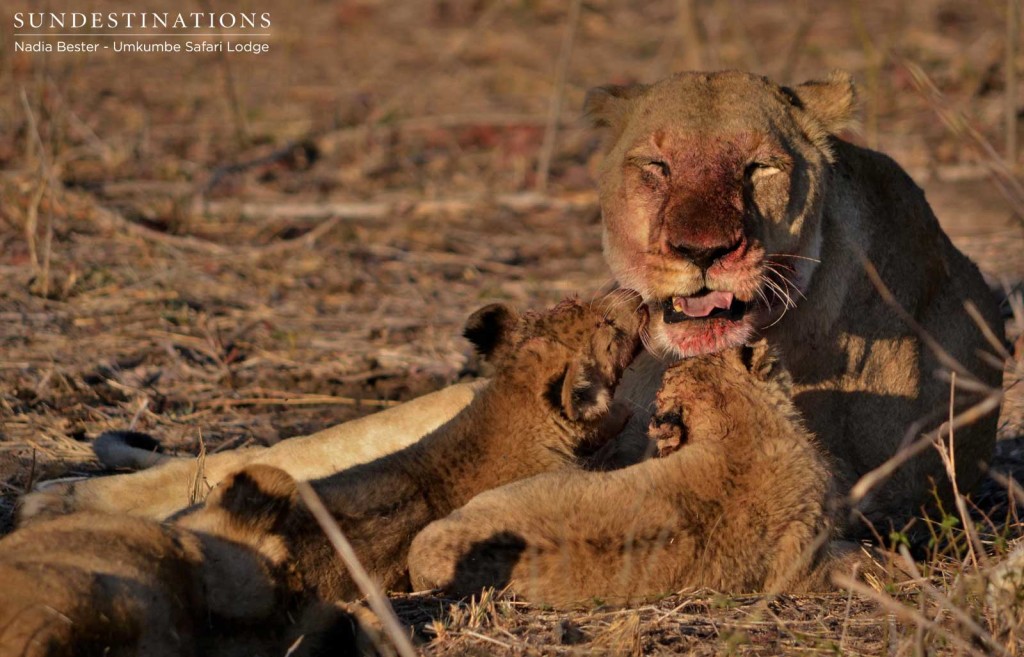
[561,359,613,422]
[583,83,649,132]
[206,464,298,534]
[786,70,857,134]
[464,303,521,362]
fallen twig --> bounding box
[535,0,582,192]
[295,481,418,657]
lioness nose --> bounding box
[669,238,742,270]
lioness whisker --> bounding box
[765,252,822,263]
[765,264,807,302]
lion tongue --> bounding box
[672,291,734,318]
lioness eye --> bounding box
[642,161,670,178]
[745,162,781,180]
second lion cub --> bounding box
[410,343,843,605]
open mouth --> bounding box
[661,289,748,324]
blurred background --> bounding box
[0,0,1022,533]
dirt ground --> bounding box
[2,0,1024,654]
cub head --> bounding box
[649,341,796,456]
[464,290,648,442]
[585,70,856,357]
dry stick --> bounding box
[200,191,596,222]
[857,253,990,388]
[202,395,397,409]
[837,562,859,655]
[195,0,247,148]
[201,139,318,196]
[128,398,150,432]
[89,201,346,257]
[933,373,986,570]
[294,481,418,657]
[990,470,1024,504]
[964,300,1014,362]
[90,202,230,255]
[653,0,705,78]
[23,178,46,269]
[535,0,582,193]
[848,391,1003,506]
[847,253,1004,505]
[188,430,208,508]
[903,59,1024,231]
[727,0,761,72]
[849,3,880,148]
[777,0,814,82]
[1007,0,1019,168]
[19,87,58,298]
[896,546,1011,657]
[461,630,513,650]
[832,573,990,657]
[361,0,507,128]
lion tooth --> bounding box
[672,297,685,312]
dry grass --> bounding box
[2,0,1024,654]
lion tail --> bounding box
[93,431,174,470]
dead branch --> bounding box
[295,481,417,657]
[535,0,582,192]
[831,573,992,657]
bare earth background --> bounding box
[1,0,1024,654]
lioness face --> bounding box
[586,71,855,357]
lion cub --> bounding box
[0,292,646,655]
[0,468,309,657]
[228,291,648,601]
[409,343,840,605]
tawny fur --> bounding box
[18,381,487,524]
[19,71,1002,542]
[200,292,647,602]
[588,70,1003,535]
[409,344,851,606]
[0,293,646,656]
[0,471,314,657]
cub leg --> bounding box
[410,456,714,607]
[409,445,837,607]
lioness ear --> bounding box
[583,83,649,132]
[561,359,613,422]
[787,70,857,134]
[464,303,520,362]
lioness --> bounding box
[0,293,646,655]
[585,70,1002,534]
[20,70,1002,541]
[408,343,842,605]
